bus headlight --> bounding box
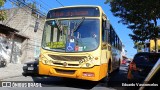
[42,60,53,65]
[86,63,90,67]
[41,55,48,64]
[79,59,86,64]
[80,60,93,67]
[42,60,46,64]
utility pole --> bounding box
[10,32,15,63]
[34,3,40,59]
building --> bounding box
[122,44,127,60]
[0,7,45,63]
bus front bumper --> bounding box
[38,62,104,81]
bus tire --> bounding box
[108,60,111,74]
[116,59,121,71]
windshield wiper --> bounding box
[55,19,62,31]
[73,17,85,31]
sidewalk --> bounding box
[0,63,23,80]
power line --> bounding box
[29,0,49,13]
[10,0,46,17]
[39,0,52,9]
[56,0,64,7]
[7,0,46,35]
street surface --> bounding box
[0,65,132,90]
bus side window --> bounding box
[108,27,111,44]
[102,19,105,42]
[102,20,108,42]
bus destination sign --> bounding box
[47,7,100,19]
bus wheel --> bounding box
[107,61,111,80]
[108,60,111,74]
[116,60,121,71]
[100,76,107,83]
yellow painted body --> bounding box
[150,39,160,52]
[39,61,108,81]
[39,5,121,81]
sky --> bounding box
[4,0,159,58]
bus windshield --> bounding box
[42,19,100,52]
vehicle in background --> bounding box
[22,60,39,76]
[121,59,126,64]
[139,58,160,90]
[127,52,160,83]
[0,56,7,67]
[126,60,131,66]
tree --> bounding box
[0,0,28,21]
[134,42,145,52]
[105,0,160,52]
[0,0,5,7]
[0,0,6,21]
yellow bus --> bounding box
[39,5,122,81]
[149,39,160,52]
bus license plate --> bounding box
[28,67,34,70]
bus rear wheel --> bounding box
[116,59,121,72]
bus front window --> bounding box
[42,19,100,52]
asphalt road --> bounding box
[0,64,131,90]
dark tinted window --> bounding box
[133,53,160,64]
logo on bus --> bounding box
[63,62,67,67]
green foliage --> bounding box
[104,0,114,4]
[0,10,6,21]
[27,1,38,13]
[106,0,160,50]
[134,41,145,51]
[0,0,6,21]
[0,0,5,7]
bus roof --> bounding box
[50,5,102,10]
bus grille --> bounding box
[48,55,87,61]
[55,69,76,74]
[52,62,79,66]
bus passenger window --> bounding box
[102,20,107,42]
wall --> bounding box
[0,33,12,63]
[0,7,45,63]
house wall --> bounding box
[0,33,12,63]
[0,7,45,63]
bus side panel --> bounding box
[99,63,108,80]
[100,48,109,79]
